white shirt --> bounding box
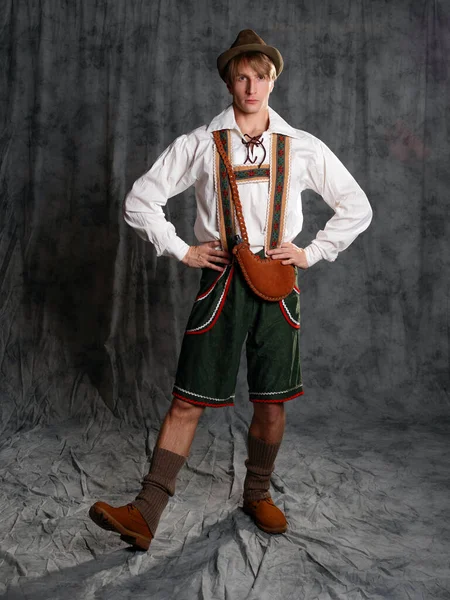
[124,105,372,267]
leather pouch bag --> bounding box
[232,239,296,301]
[213,131,295,302]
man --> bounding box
[89,30,372,551]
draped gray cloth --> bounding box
[1,1,449,598]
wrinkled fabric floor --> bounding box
[1,398,449,600]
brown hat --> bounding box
[217,29,284,81]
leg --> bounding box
[89,265,247,550]
[156,396,205,456]
[243,288,302,534]
[131,397,203,536]
[244,403,285,504]
[242,404,288,534]
[89,397,204,550]
[249,402,285,445]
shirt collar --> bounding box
[206,104,302,139]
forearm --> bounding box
[305,138,373,266]
[304,191,373,266]
[123,206,190,260]
[123,133,197,260]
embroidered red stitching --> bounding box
[195,268,227,301]
[186,266,234,334]
[279,299,300,329]
[250,391,304,403]
[173,392,234,407]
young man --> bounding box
[89,30,372,551]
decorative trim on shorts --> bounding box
[195,268,227,302]
[186,266,234,335]
[279,300,300,329]
[279,286,300,328]
[249,384,304,404]
[173,385,235,408]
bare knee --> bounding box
[169,396,204,423]
[253,403,285,427]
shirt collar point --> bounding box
[207,105,302,140]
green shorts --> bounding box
[173,262,303,407]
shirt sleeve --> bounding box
[123,133,198,260]
[302,138,373,268]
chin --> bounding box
[241,103,261,113]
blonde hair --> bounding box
[224,52,277,85]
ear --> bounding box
[226,82,233,95]
[269,80,275,93]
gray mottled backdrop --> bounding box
[1,1,449,599]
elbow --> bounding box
[122,190,132,220]
[365,202,373,228]
[365,204,373,228]
[357,191,373,230]
[122,188,143,222]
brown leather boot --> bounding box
[89,447,186,550]
[89,502,153,550]
[243,497,287,534]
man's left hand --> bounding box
[266,243,309,269]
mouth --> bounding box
[245,99,259,104]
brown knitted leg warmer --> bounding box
[243,434,281,502]
[132,447,186,536]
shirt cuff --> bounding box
[303,243,324,268]
[161,236,190,261]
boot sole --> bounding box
[89,505,152,551]
[242,506,288,534]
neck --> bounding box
[233,105,270,138]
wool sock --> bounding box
[132,447,186,536]
[243,434,281,502]
[244,434,281,501]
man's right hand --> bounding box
[181,241,231,272]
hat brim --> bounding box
[217,44,283,81]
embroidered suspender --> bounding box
[234,166,270,182]
[266,134,291,251]
[215,129,290,253]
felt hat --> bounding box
[217,29,284,81]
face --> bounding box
[227,61,274,116]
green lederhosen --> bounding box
[172,130,303,407]
[173,262,302,407]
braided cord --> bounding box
[213,131,249,244]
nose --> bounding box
[246,78,256,95]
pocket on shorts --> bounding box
[279,285,300,329]
[193,266,228,303]
[185,265,234,335]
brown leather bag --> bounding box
[213,131,295,302]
